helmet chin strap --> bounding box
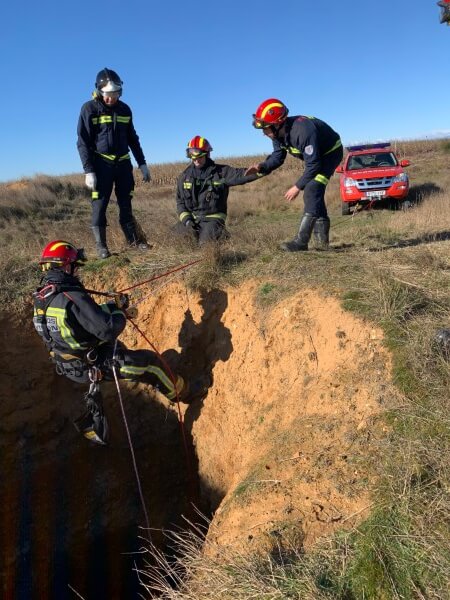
[270,122,285,137]
[63,263,77,276]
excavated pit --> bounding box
[0,281,391,598]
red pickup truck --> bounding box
[336,143,411,215]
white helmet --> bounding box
[95,68,122,97]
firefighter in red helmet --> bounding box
[33,240,194,443]
[246,98,343,251]
[176,136,265,244]
[77,68,150,259]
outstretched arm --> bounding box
[220,165,266,187]
[245,139,287,176]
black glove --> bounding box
[114,293,130,310]
[125,306,138,319]
[185,219,197,230]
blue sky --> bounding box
[1,0,449,182]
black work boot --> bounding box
[313,217,330,250]
[174,376,209,404]
[92,226,111,259]
[121,220,149,250]
[280,213,316,252]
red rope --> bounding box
[331,199,377,230]
[117,259,202,294]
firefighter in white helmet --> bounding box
[77,68,150,258]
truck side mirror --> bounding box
[335,165,344,173]
[400,160,411,167]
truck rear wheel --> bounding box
[341,202,351,215]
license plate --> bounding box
[365,190,386,197]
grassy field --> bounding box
[1,139,449,598]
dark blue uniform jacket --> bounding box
[258,116,341,190]
[33,270,126,355]
[77,97,146,174]
[176,158,259,224]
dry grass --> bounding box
[2,138,450,597]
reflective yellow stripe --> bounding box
[92,115,130,125]
[49,241,77,252]
[96,152,130,161]
[92,191,99,199]
[261,101,284,120]
[50,351,81,361]
[288,146,301,155]
[119,365,175,395]
[204,213,226,221]
[314,174,329,185]
[179,211,192,222]
[46,307,88,350]
[324,139,342,155]
[183,182,193,189]
[212,181,224,186]
[166,376,185,400]
[92,115,113,124]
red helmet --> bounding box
[252,98,289,129]
[186,136,213,158]
[39,240,87,268]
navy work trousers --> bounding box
[91,157,135,227]
[303,146,343,218]
[176,217,226,245]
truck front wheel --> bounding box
[341,202,351,216]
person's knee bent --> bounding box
[198,219,225,244]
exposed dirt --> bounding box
[130,281,391,554]
[0,279,392,597]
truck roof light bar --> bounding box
[346,143,391,151]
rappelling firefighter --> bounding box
[176,136,264,244]
[33,240,189,443]
[246,98,343,251]
[77,68,151,259]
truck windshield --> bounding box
[347,152,397,170]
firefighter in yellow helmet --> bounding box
[176,136,264,244]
